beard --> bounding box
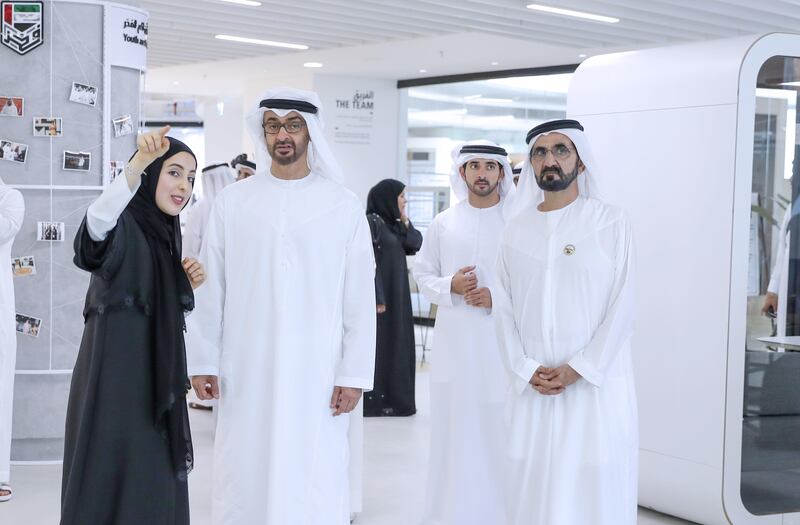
[268,137,307,166]
[467,178,500,197]
[534,163,580,192]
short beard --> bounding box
[534,164,580,192]
[467,179,499,197]
[268,138,307,166]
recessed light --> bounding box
[578,54,587,58]
[219,0,262,5]
[491,61,499,66]
[419,69,427,73]
[172,81,180,85]
[303,62,323,68]
[215,34,308,50]
[526,4,619,23]
[480,97,513,104]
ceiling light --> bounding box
[172,81,180,85]
[463,94,482,100]
[419,69,427,73]
[477,114,515,121]
[479,97,514,104]
[215,34,308,50]
[526,4,619,23]
[219,0,262,5]
[780,81,800,87]
[578,53,587,58]
[303,62,323,68]
[491,61,499,66]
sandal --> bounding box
[0,484,12,502]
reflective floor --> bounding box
[0,327,694,525]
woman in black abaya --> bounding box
[364,179,423,417]
[61,126,205,525]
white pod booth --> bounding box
[568,33,800,524]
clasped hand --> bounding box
[529,365,581,395]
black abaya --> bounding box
[363,212,423,417]
[61,213,190,525]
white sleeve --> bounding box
[494,239,541,395]
[185,197,226,377]
[768,207,791,294]
[335,211,377,391]
[568,216,635,388]
[412,218,456,307]
[86,173,140,242]
[0,188,24,245]
[181,202,204,260]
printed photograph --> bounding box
[107,160,125,185]
[69,82,98,107]
[112,114,134,137]
[33,116,63,137]
[63,150,91,171]
[0,139,28,163]
[11,255,36,277]
[37,221,65,242]
[15,313,42,338]
[0,96,23,117]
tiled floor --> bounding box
[0,327,696,525]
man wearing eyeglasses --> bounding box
[495,119,638,525]
[186,88,376,525]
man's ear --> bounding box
[459,165,467,180]
[578,159,586,174]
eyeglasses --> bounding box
[263,121,306,134]
[530,144,573,161]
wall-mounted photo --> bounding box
[0,139,28,163]
[33,117,63,138]
[37,221,65,242]
[15,313,42,338]
[63,150,91,172]
[0,96,23,117]
[112,114,134,137]
[107,160,125,185]
[11,255,36,277]
[69,82,98,107]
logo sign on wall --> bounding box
[1,1,43,55]
[108,5,148,70]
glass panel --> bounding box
[403,73,570,233]
[742,55,800,516]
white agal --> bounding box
[413,199,508,524]
[0,180,24,483]
[185,171,376,525]
[495,196,637,525]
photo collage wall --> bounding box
[3,1,142,371]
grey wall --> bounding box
[4,0,141,461]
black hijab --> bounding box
[367,179,406,233]
[127,137,196,481]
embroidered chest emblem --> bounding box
[563,244,576,256]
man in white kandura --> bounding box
[182,163,236,261]
[1,100,18,116]
[186,88,377,525]
[496,119,638,525]
[0,175,24,503]
[182,162,236,412]
[413,140,514,525]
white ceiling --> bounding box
[127,0,800,70]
